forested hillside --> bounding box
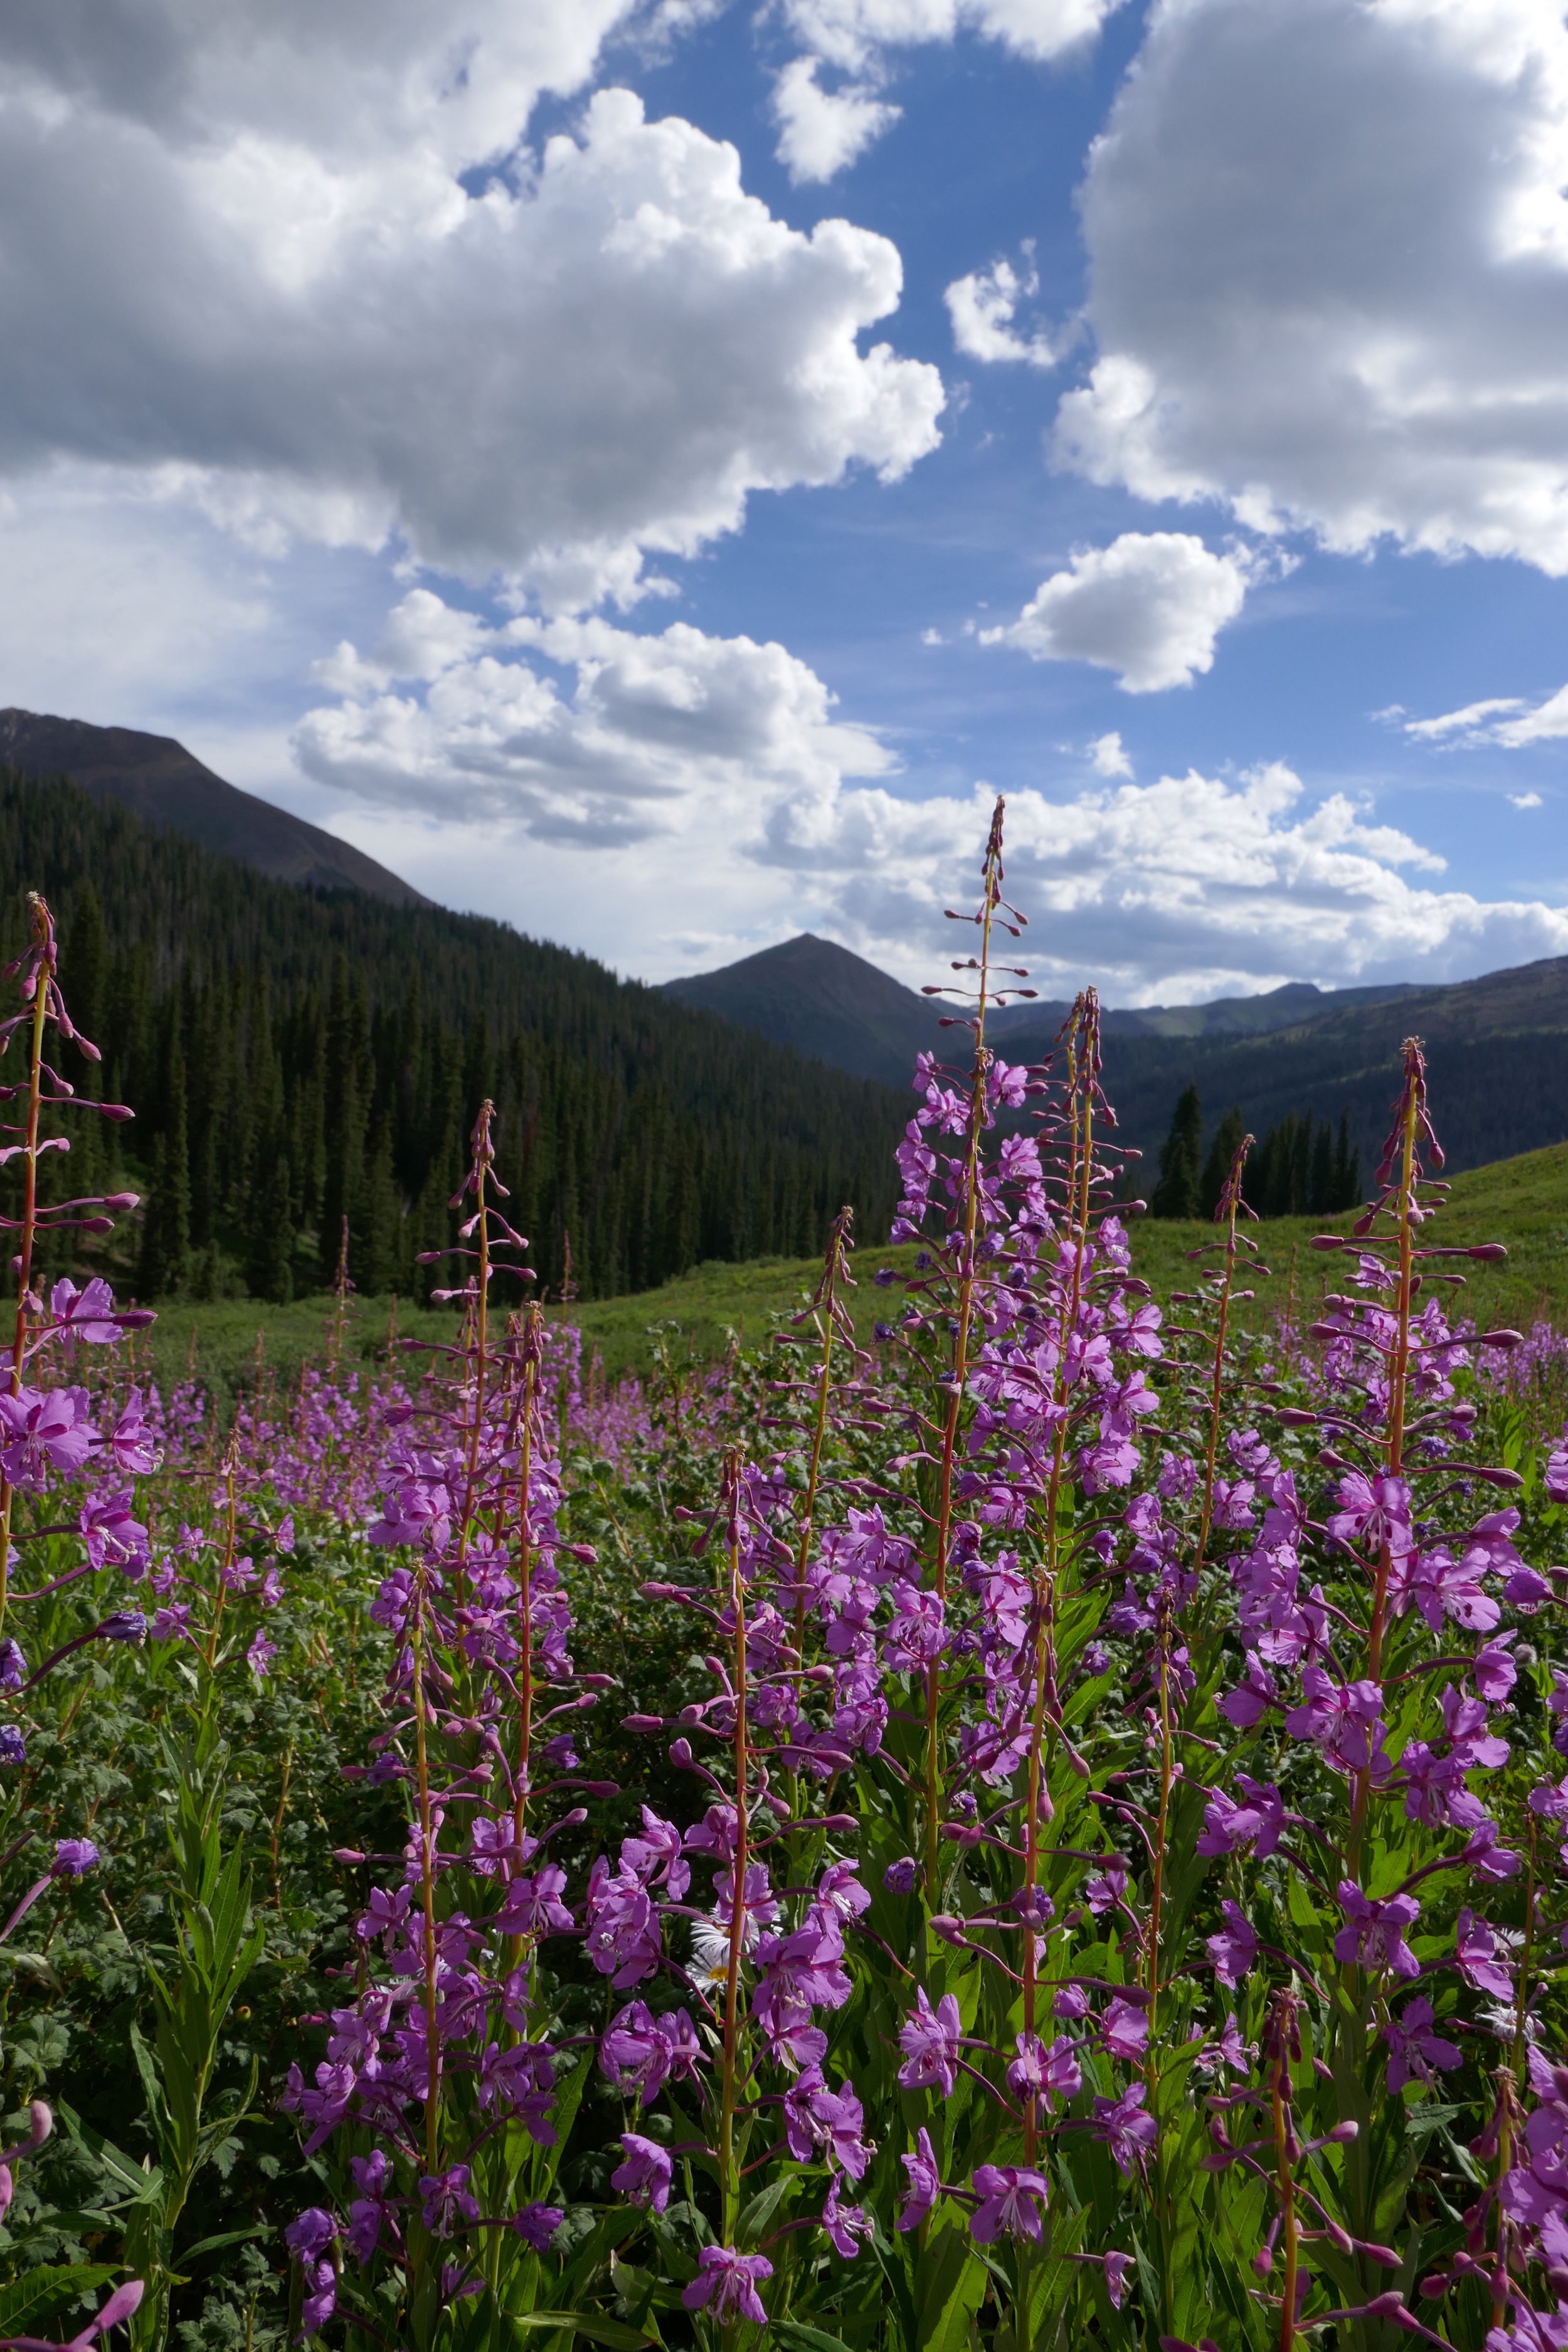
[0,768,904,1301]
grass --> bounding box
[141,1142,1568,1402]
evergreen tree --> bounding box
[139,1064,190,1297]
[1198,1105,1246,1219]
[246,1150,295,1303]
[1150,1081,1204,1219]
[1308,1118,1335,1216]
[1333,1110,1360,1212]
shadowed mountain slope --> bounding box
[0,707,428,906]
[663,933,1568,1178]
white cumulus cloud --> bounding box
[1058,0,1568,573]
[945,253,1056,368]
[0,10,944,608]
[980,532,1257,691]
[770,0,1123,175]
[1406,682,1568,747]
[297,590,1568,996]
[771,56,901,183]
[1089,730,1133,776]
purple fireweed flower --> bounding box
[782,2075,872,2180]
[80,1490,149,1577]
[1404,1544,1501,1635]
[0,1385,95,1488]
[246,1632,277,1680]
[0,1728,25,1765]
[285,2209,338,2259]
[1007,2033,1081,2112]
[50,1276,121,1347]
[1327,1471,1414,1557]
[898,2127,940,2230]
[98,1611,146,1644]
[1101,1996,1150,2061]
[1334,1883,1422,1979]
[822,2177,872,2260]
[1085,1861,1129,1915]
[882,1580,949,1670]
[898,1987,962,2095]
[1195,2014,1255,2079]
[1196,1776,1285,1858]
[513,2203,564,2251]
[1456,1908,1515,2000]
[300,2259,336,2334]
[1218,1658,1279,1730]
[970,2164,1049,2244]
[1286,1668,1387,1775]
[52,1839,98,1878]
[1473,1631,1520,1703]
[1206,1902,1258,1989]
[600,2001,671,2105]
[0,1640,24,1690]
[108,1391,159,1476]
[1093,2084,1158,2176]
[498,1863,574,1939]
[1546,1438,1568,1505]
[622,1807,690,1900]
[682,2247,772,2326]
[1384,1998,1463,2092]
[419,2166,479,2237]
[611,2134,672,2214]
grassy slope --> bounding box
[145,1141,1568,1399]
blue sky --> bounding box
[0,0,1565,1001]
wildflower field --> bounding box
[2,809,1568,2352]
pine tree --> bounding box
[1150,1081,1204,1218]
[139,1065,190,1297]
[1333,1110,1360,1212]
[1198,1106,1245,1219]
[246,1150,295,1303]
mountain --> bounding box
[1092,954,1568,1182]
[663,933,950,1087]
[662,933,1568,1179]
[0,707,429,907]
[0,770,905,1302]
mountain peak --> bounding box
[0,707,429,908]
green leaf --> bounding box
[177,2224,266,2266]
[0,2264,120,2336]
[508,2311,655,2348]
[775,2324,857,2352]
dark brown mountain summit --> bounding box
[0,707,428,906]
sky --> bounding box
[2,0,1568,1005]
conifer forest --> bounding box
[0,798,1565,2352]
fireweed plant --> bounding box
[0,895,157,2351]
[260,808,1568,2352]
[0,852,1564,2350]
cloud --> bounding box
[770,0,1124,174]
[945,253,1055,368]
[1406,682,1568,747]
[295,590,898,844]
[771,56,900,183]
[299,589,1568,996]
[0,13,944,608]
[1057,0,1568,573]
[1510,790,1545,807]
[980,532,1256,691]
[1089,730,1133,776]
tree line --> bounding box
[1148,1081,1362,1221]
[0,768,905,1303]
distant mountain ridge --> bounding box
[0,708,428,907]
[662,933,1568,1179]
